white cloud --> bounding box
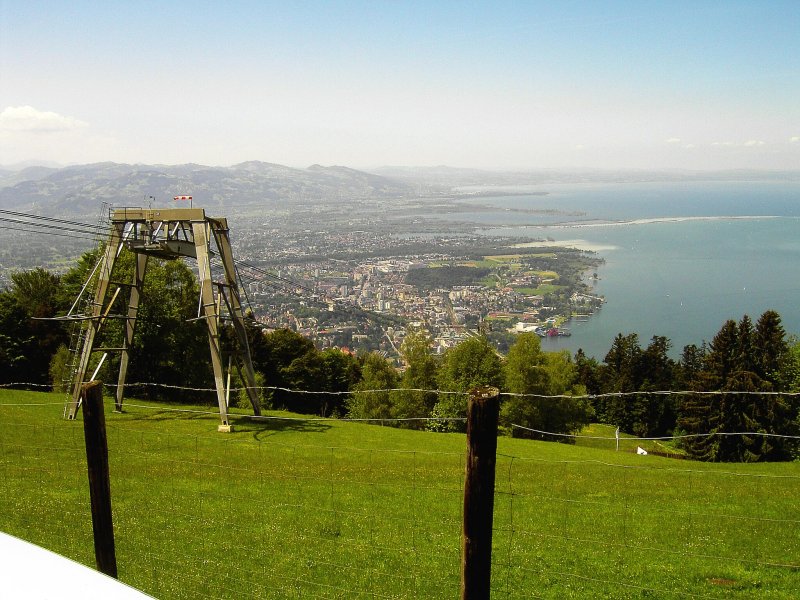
[0,105,87,133]
[791,136,800,143]
[712,140,769,148]
[664,138,694,149]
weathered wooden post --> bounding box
[461,386,500,600]
[81,380,118,578]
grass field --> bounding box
[1,388,798,598]
[513,284,564,296]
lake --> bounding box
[459,180,800,359]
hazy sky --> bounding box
[1,1,799,170]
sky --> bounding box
[1,0,799,170]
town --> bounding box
[232,225,605,358]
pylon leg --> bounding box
[212,225,262,416]
[115,253,148,411]
[192,221,229,427]
[68,225,124,419]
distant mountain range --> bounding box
[2,161,798,217]
[371,165,800,188]
[0,161,418,216]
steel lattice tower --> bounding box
[65,207,261,430]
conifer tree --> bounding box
[754,310,789,387]
[574,348,601,395]
[736,314,757,374]
[631,336,677,437]
[599,333,641,432]
[679,319,740,460]
[676,343,707,389]
[681,312,797,461]
[704,319,739,388]
[676,343,716,458]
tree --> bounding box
[0,268,68,386]
[437,336,503,393]
[46,247,212,402]
[680,312,798,461]
[680,318,744,460]
[317,348,360,416]
[49,344,72,392]
[676,343,707,389]
[736,315,757,375]
[501,333,550,437]
[574,348,601,395]
[639,336,675,391]
[430,336,503,432]
[281,350,328,414]
[347,352,399,422]
[503,333,549,397]
[9,268,64,321]
[674,343,711,456]
[0,292,34,384]
[786,336,800,393]
[598,333,642,432]
[704,319,739,388]
[786,337,800,459]
[501,334,592,441]
[629,336,677,437]
[235,370,269,411]
[250,328,316,409]
[754,310,789,388]
[126,258,212,401]
[713,370,789,462]
[601,333,642,390]
[393,329,439,428]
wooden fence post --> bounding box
[81,380,118,578]
[461,386,500,600]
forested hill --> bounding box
[0,161,416,215]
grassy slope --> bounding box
[1,389,798,599]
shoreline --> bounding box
[513,239,619,252]
[490,215,794,251]
[547,214,787,228]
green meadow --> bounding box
[1,389,798,599]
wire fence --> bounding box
[1,387,799,599]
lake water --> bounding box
[457,180,800,360]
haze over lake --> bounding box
[461,180,800,359]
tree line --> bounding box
[574,312,800,462]
[1,253,798,462]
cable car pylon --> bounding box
[64,206,261,431]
